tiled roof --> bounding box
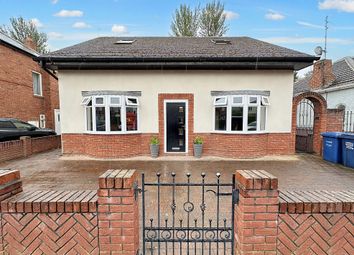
[41,36,315,59]
[294,57,354,94]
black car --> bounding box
[0,118,56,142]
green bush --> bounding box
[150,136,160,145]
[194,136,203,144]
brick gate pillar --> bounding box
[98,169,139,255]
[234,170,279,255]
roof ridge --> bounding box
[344,56,354,72]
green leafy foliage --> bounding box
[0,17,48,53]
[171,1,228,37]
[150,136,160,145]
[194,136,204,144]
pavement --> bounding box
[0,149,353,191]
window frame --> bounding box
[83,95,140,134]
[32,71,42,96]
[213,96,228,106]
[213,95,268,134]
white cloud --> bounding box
[30,18,43,28]
[72,22,91,29]
[112,24,127,34]
[223,11,240,20]
[54,10,83,17]
[48,32,64,39]
[297,21,323,29]
[261,36,354,44]
[265,10,285,20]
[52,0,59,4]
[319,0,354,12]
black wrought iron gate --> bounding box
[141,172,238,255]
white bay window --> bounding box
[214,95,269,133]
[82,95,139,133]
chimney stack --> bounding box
[309,59,335,90]
[24,37,37,51]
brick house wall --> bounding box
[0,42,59,129]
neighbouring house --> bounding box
[38,37,317,158]
[0,32,60,133]
[295,57,354,132]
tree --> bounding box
[199,0,228,37]
[0,17,48,53]
[170,1,228,37]
[171,4,199,37]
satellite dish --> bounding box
[314,46,323,56]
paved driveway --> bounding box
[0,149,353,191]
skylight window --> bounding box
[115,40,136,45]
[211,39,231,45]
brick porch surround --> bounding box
[0,169,352,254]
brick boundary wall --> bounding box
[0,169,139,255]
[0,135,61,163]
[97,169,139,255]
[277,190,354,255]
[234,171,354,255]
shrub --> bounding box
[150,136,160,145]
[194,136,203,144]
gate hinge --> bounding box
[133,182,142,201]
[233,189,239,205]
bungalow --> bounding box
[38,37,317,158]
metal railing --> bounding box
[343,111,354,132]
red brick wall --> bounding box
[0,43,59,129]
[326,109,345,132]
[62,132,293,158]
[0,135,61,163]
[309,60,336,90]
[278,190,354,254]
[0,140,24,162]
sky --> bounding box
[0,0,353,74]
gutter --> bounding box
[314,81,354,93]
[37,55,318,71]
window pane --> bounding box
[214,97,227,105]
[247,107,257,131]
[32,73,41,95]
[260,107,266,131]
[86,107,93,131]
[13,121,33,129]
[95,97,104,105]
[95,107,106,131]
[110,97,121,105]
[249,96,258,104]
[0,121,16,129]
[110,107,122,131]
[126,97,138,105]
[232,96,243,104]
[231,107,243,131]
[215,107,227,131]
[126,107,138,131]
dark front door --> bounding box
[166,102,186,152]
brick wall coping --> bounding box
[279,190,354,214]
[236,169,278,190]
[0,189,97,213]
[99,169,137,189]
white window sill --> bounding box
[211,131,268,135]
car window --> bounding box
[12,121,35,130]
[0,121,16,129]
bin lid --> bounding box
[321,132,343,138]
[340,133,354,139]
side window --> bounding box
[32,72,42,96]
[0,121,16,129]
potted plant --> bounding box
[193,136,203,158]
[150,136,160,158]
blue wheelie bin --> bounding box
[341,133,354,168]
[321,132,342,164]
